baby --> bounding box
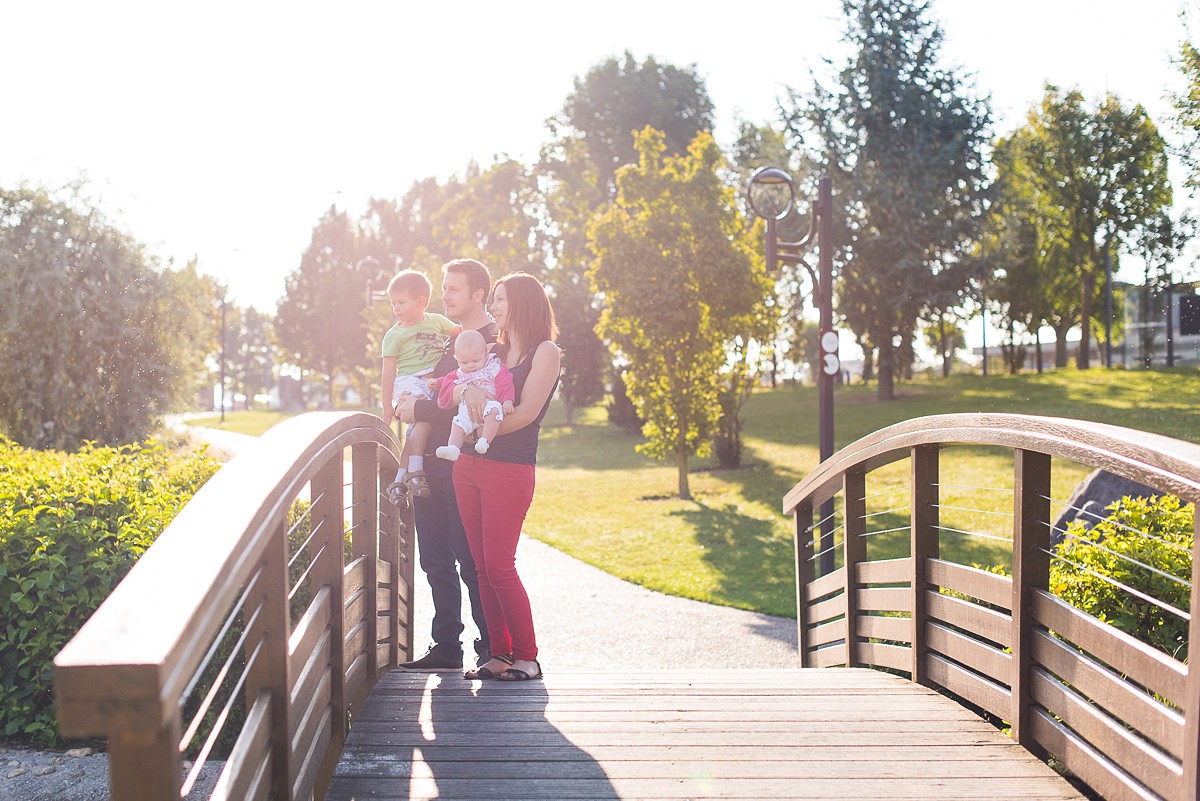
[432,329,514,461]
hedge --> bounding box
[0,437,219,744]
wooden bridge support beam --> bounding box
[843,470,867,667]
[910,445,940,685]
[1183,514,1200,801]
[794,502,814,666]
[1010,449,1051,750]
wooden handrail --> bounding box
[784,413,1200,801]
[54,412,413,801]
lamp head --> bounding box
[747,167,796,221]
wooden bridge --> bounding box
[54,412,1200,800]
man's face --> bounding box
[441,271,481,321]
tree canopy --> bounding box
[788,0,991,398]
[0,185,214,448]
[588,128,770,499]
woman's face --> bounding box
[489,283,509,331]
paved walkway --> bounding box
[179,419,800,669]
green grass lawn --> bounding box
[526,367,1200,618]
[186,410,296,436]
[188,368,1200,618]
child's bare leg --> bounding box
[474,409,502,454]
[436,423,470,461]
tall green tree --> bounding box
[221,305,275,403]
[275,206,368,406]
[787,0,991,399]
[0,185,214,448]
[541,53,717,420]
[1173,17,1200,191]
[588,128,771,499]
[1012,86,1171,368]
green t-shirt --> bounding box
[381,313,457,376]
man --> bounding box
[393,258,494,670]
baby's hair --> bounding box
[455,329,486,354]
[387,269,432,300]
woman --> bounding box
[453,272,560,682]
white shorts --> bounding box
[452,399,505,434]
[392,370,435,406]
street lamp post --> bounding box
[747,168,838,575]
[219,293,227,424]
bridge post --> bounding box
[843,470,867,666]
[351,443,380,683]
[1010,449,1050,749]
[244,520,292,799]
[312,453,347,798]
[910,445,940,685]
[794,502,815,666]
[1183,515,1200,800]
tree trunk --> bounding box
[677,450,691,500]
[1078,266,1094,369]
[1035,331,1044,374]
[876,341,895,400]
[1053,325,1070,367]
[564,402,575,426]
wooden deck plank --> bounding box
[326,668,1083,801]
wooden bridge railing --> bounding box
[54,412,413,801]
[784,413,1200,801]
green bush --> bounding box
[1050,494,1194,661]
[0,437,219,744]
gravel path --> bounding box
[3,423,798,800]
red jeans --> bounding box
[452,455,538,661]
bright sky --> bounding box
[3,0,1192,313]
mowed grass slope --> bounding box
[526,368,1200,618]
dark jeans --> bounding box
[411,458,488,658]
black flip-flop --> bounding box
[497,659,543,681]
[464,654,513,680]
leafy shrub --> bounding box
[0,437,219,744]
[1050,494,1194,661]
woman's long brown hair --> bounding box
[494,272,558,361]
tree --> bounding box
[0,185,214,448]
[561,52,715,196]
[221,305,275,404]
[541,54,717,421]
[1012,86,1172,369]
[275,206,368,406]
[588,128,771,499]
[1173,19,1200,192]
[787,0,991,399]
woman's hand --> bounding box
[462,385,488,427]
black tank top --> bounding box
[482,343,557,466]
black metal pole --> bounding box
[1166,280,1176,368]
[817,177,836,577]
[219,298,227,423]
[1105,248,1113,368]
[981,300,988,376]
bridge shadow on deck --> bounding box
[327,667,1082,800]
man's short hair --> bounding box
[387,269,432,300]
[443,259,491,300]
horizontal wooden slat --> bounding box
[1030,707,1161,801]
[809,644,848,668]
[344,653,368,711]
[288,585,331,680]
[860,587,912,613]
[804,566,847,603]
[290,628,331,714]
[210,689,272,801]
[343,621,367,673]
[1033,590,1187,707]
[1030,668,1181,800]
[858,642,912,674]
[926,621,1011,686]
[376,557,392,585]
[857,614,911,644]
[375,586,391,612]
[1031,629,1184,758]
[856,557,912,585]
[925,653,1011,721]
[807,592,847,627]
[809,618,848,649]
[376,643,391,671]
[343,588,368,633]
[927,559,1012,611]
[925,591,1012,649]
[292,702,333,801]
[290,668,332,767]
[343,557,366,601]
